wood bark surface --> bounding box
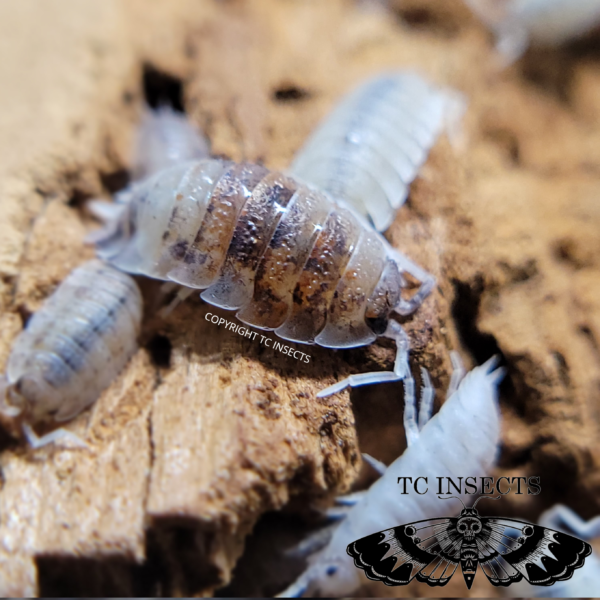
[0,0,599,596]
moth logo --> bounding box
[346,496,592,590]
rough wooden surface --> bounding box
[0,0,600,596]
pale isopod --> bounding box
[278,355,505,596]
[511,504,600,598]
[466,0,600,62]
[0,260,143,448]
[93,158,435,394]
[131,105,210,181]
[290,72,465,231]
[87,105,210,238]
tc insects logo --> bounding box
[346,496,592,590]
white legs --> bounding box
[418,367,435,430]
[316,321,410,398]
[446,351,467,399]
[22,423,88,450]
[317,248,434,398]
[283,523,338,559]
[361,453,387,476]
[539,505,600,540]
[389,248,436,316]
[159,284,196,317]
[404,366,435,447]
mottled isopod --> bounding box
[94,157,435,394]
[290,72,465,231]
[278,354,505,596]
[0,260,143,448]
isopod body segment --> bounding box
[291,72,465,231]
[95,158,434,363]
[0,260,142,433]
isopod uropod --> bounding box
[466,0,600,62]
[94,157,435,395]
[0,260,143,448]
[278,355,505,596]
[131,104,211,181]
[291,72,465,232]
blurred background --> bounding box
[0,0,599,596]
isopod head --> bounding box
[0,372,61,423]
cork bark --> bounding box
[0,0,599,596]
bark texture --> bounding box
[0,0,599,596]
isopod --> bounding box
[87,105,210,238]
[512,504,600,598]
[466,0,600,62]
[0,260,143,448]
[93,157,435,395]
[131,104,210,181]
[278,354,505,596]
[290,72,465,231]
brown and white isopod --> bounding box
[0,260,143,447]
[94,158,435,395]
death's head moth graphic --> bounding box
[346,496,592,590]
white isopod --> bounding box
[278,354,505,596]
[290,72,465,232]
[511,504,600,598]
[131,105,211,181]
[0,260,143,448]
[93,156,436,395]
[466,0,600,62]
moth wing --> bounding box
[477,517,592,587]
[471,518,522,587]
[346,518,461,587]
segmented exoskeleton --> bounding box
[0,260,143,448]
[277,355,504,596]
[290,72,465,231]
[88,105,211,236]
[466,0,600,62]
[94,158,435,394]
[132,105,210,181]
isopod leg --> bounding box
[86,199,126,222]
[284,523,337,559]
[316,322,409,397]
[539,504,600,540]
[330,454,384,515]
[403,369,420,447]
[362,452,387,476]
[446,351,467,399]
[22,423,88,450]
[324,504,355,521]
[334,490,369,507]
[389,249,435,316]
[383,320,410,379]
[316,371,401,398]
[418,367,435,430]
[276,576,309,598]
[159,285,196,317]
